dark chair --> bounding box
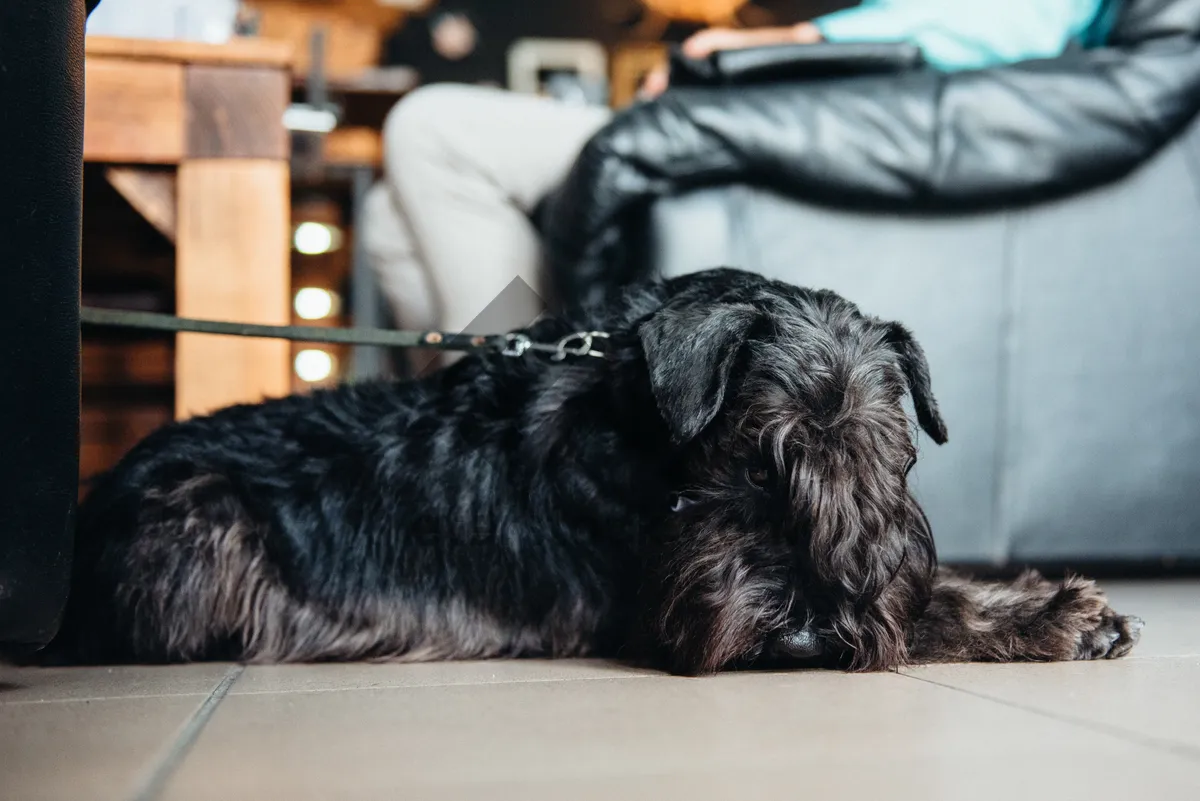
[0,0,97,652]
[545,0,1200,564]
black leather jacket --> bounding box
[544,0,1200,312]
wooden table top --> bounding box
[86,36,295,69]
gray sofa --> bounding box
[649,113,1200,564]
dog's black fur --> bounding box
[46,269,1142,672]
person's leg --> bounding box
[360,182,438,333]
[380,84,611,334]
[360,183,445,374]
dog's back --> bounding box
[49,334,660,665]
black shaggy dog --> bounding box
[49,269,1142,672]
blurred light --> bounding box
[431,12,477,61]
[293,222,342,255]
[294,349,336,383]
[294,287,339,321]
[377,0,435,9]
[283,105,339,133]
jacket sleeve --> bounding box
[815,0,1110,70]
[543,29,1200,312]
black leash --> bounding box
[79,306,610,361]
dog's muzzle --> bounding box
[669,493,827,663]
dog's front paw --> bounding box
[1054,578,1143,661]
[1075,608,1144,660]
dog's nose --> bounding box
[770,625,826,661]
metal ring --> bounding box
[502,333,532,357]
[581,331,610,358]
[551,331,611,360]
[552,333,591,361]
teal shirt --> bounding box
[814,0,1118,71]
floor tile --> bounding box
[232,659,656,695]
[0,664,234,705]
[162,670,1200,801]
[0,696,202,801]
[904,656,1200,755]
[1103,580,1200,657]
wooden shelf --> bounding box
[86,35,296,69]
[322,127,383,168]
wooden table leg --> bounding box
[175,159,291,419]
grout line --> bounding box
[1121,653,1200,661]
[228,671,662,697]
[897,670,1200,764]
[3,655,1195,706]
[127,665,244,801]
[1,692,214,707]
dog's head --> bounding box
[637,269,945,674]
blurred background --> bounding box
[79,0,854,493]
[66,0,1200,569]
[4,3,1200,797]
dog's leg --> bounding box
[909,569,1143,663]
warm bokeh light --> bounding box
[640,0,749,24]
[294,349,336,383]
[293,222,342,256]
[294,287,339,321]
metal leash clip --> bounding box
[549,331,610,361]
[502,331,610,360]
[502,333,533,357]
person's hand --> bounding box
[681,23,821,59]
[641,22,822,100]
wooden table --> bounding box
[84,36,295,419]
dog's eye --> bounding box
[670,493,697,513]
[745,467,770,490]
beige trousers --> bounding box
[360,84,612,338]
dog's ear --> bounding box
[883,322,948,445]
[639,303,760,444]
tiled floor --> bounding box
[3,581,1199,800]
